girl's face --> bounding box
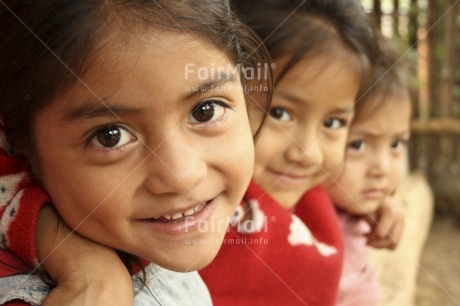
[326,95,411,215]
[31,31,254,271]
[252,52,359,209]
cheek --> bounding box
[36,144,131,227]
[223,117,255,187]
[343,163,362,187]
[45,179,96,232]
[331,158,363,192]
[330,168,351,191]
[248,104,268,136]
[327,177,354,210]
[254,134,276,166]
[44,170,111,217]
[323,140,347,170]
[46,170,134,247]
[233,137,254,181]
[254,145,268,168]
[390,159,404,188]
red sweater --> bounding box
[199,181,344,306]
[0,135,50,268]
[0,131,49,306]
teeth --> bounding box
[156,202,208,221]
[183,209,195,216]
[193,204,204,212]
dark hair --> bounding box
[354,34,413,120]
[233,0,378,94]
[0,0,272,154]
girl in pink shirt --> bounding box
[326,36,412,306]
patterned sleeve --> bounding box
[0,130,50,268]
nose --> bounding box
[143,135,207,195]
[368,149,391,178]
[285,129,323,167]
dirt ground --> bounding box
[415,212,460,306]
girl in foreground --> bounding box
[0,0,271,304]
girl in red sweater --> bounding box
[199,1,379,305]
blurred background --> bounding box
[359,1,460,305]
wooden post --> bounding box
[426,0,438,117]
[425,0,438,180]
[373,0,382,29]
[439,0,457,118]
[393,0,400,37]
[439,0,458,172]
[407,0,420,119]
[409,0,419,48]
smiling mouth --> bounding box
[147,201,210,223]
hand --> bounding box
[363,196,405,250]
[43,274,133,306]
[37,206,134,306]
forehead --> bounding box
[88,29,230,76]
[272,50,361,110]
[274,38,364,79]
[82,30,231,83]
[355,89,411,122]
[352,94,411,133]
[47,30,238,116]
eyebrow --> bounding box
[184,72,239,100]
[62,99,142,121]
[276,92,304,104]
[277,92,354,115]
[62,72,239,121]
[332,107,355,116]
[351,130,410,139]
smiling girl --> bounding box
[0,0,271,304]
[199,1,378,305]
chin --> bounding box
[357,202,381,215]
[156,250,218,272]
[271,192,303,210]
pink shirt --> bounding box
[337,212,380,306]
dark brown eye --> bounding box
[189,100,228,124]
[192,103,215,123]
[349,140,365,150]
[269,107,291,121]
[391,139,406,150]
[97,126,122,147]
[324,118,343,130]
[91,125,133,148]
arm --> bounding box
[0,151,48,267]
[37,206,133,306]
[364,195,405,250]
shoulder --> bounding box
[133,264,212,306]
